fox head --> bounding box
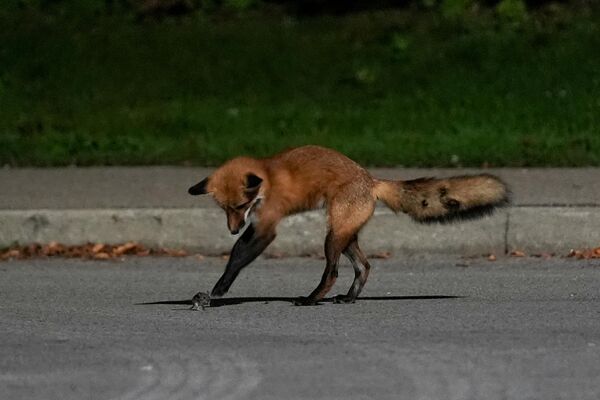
[188,158,265,235]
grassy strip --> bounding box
[0,7,599,166]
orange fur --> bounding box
[190,145,510,305]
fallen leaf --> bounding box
[92,243,105,253]
[94,252,111,260]
[567,246,600,259]
[371,251,392,259]
[6,249,21,259]
[26,243,41,256]
[163,248,187,257]
[0,242,257,261]
[114,242,138,256]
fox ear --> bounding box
[188,178,209,195]
[245,173,262,193]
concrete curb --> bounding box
[1,206,599,256]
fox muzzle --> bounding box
[227,214,246,235]
[229,222,245,235]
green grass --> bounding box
[1,7,599,166]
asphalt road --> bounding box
[1,255,600,400]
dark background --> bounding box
[1,0,598,166]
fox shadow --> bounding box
[137,295,463,308]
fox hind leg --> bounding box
[333,239,371,304]
[293,230,350,306]
[295,188,375,306]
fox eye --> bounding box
[235,202,249,210]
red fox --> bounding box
[188,145,509,306]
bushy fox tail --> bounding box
[373,174,509,223]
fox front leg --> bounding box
[202,223,276,299]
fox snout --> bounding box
[228,222,245,235]
[227,212,246,235]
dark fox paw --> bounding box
[333,294,356,304]
[292,296,320,306]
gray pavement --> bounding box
[0,167,599,254]
[1,167,599,209]
[1,255,600,400]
